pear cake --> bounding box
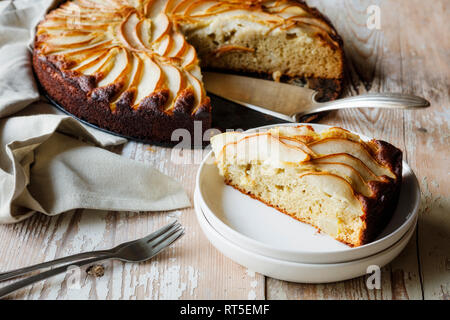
[33,0,344,143]
[211,126,402,247]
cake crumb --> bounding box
[417,127,428,133]
[272,70,282,82]
[86,264,105,277]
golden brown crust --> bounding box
[33,52,211,144]
[355,140,403,245]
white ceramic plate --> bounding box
[194,190,417,283]
[196,123,420,263]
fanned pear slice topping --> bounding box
[213,132,310,166]
[211,126,399,201]
[312,154,379,183]
[298,173,362,208]
[301,162,373,197]
[309,139,395,179]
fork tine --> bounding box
[150,229,185,258]
[141,220,179,243]
[111,221,178,252]
[147,222,182,246]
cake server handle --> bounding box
[293,93,430,122]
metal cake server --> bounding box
[203,72,430,122]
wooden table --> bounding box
[0,0,448,300]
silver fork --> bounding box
[0,221,184,299]
[0,220,180,282]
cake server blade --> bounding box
[203,72,316,122]
[203,72,430,122]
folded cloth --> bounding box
[0,0,190,223]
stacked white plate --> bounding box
[195,124,421,283]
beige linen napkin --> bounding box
[0,0,190,223]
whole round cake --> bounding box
[33,0,345,143]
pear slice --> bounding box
[40,19,110,31]
[44,33,99,48]
[91,48,119,82]
[77,46,117,75]
[164,0,181,13]
[135,18,152,49]
[153,34,172,56]
[298,173,362,209]
[43,36,103,53]
[45,39,112,55]
[81,0,118,9]
[168,32,187,58]
[279,137,315,157]
[159,63,185,110]
[309,139,394,178]
[302,162,372,197]
[134,54,162,105]
[184,1,219,16]
[312,154,378,182]
[119,12,143,50]
[273,4,308,18]
[61,2,118,14]
[188,65,202,80]
[216,132,309,165]
[150,13,171,43]
[41,29,93,37]
[181,45,197,69]
[45,12,119,27]
[210,131,241,156]
[50,9,121,22]
[146,0,170,18]
[70,49,107,71]
[62,49,117,74]
[127,52,143,91]
[111,52,141,108]
[98,48,129,87]
[171,0,194,14]
[185,70,205,112]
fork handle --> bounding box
[0,254,114,299]
[0,249,111,282]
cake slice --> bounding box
[210,126,402,247]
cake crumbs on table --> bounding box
[86,264,105,277]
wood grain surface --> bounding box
[0,0,448,300]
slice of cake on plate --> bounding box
[210,126,402,247]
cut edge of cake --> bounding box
[177,0,346,101]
